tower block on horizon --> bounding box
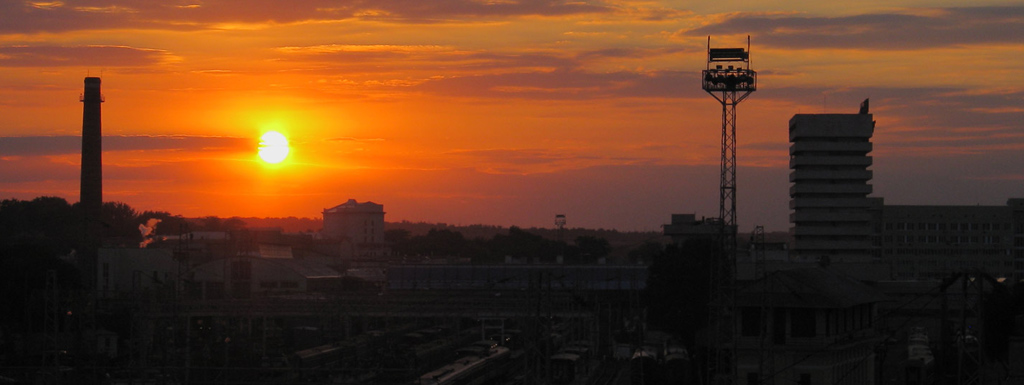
[701,36,756,384]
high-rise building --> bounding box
[789,101,876,263]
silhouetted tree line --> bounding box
[385,226,611,264]
[0,197,182,334]
[640,238,719,348]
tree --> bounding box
[101,201,140,239]
[138,210,188,236]
[0,234,82,335]
[413,228,467,257]
[981,278,1015,361]
[573,235,610,263]
[200,216,223,231]
[641,238,721,346]
[385,229,412,255]
[488,226,561,262]
[385,229,411,244]
[0,197,78,252]
[628,241,663,265]
[222,217,247,231]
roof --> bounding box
[323,199,383,213]
[258,244,293,259]
[735,267,889,309]
[346,268,386,282]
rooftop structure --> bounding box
[663,214,723,246]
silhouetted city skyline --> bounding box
[1,3,1023,384]
[2,2,1022,232]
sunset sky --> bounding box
[1,0,1022,232]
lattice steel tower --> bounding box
[701,36,756,384]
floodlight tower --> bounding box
[555,214,566,243]
[701,36,756,385]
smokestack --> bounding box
[80,77,103,290]
[81,77,103,213]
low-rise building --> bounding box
[734,267,888,385]
[96,247,178,299]
[663,214,723,246]
[877,199,1024,282]
[187,257,344,300]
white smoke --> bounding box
[139,218,163,248]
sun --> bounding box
[258,131,290,164]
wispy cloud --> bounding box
[0,0,615,34]
[0,45,177,67]
[413,69,704,100]
[684,6,1024,50]
[326,137,385,142]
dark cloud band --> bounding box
[0,135,251,157]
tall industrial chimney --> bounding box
[80,77,103,290]
[81,77,103,212]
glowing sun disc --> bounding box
[258,131,289,164]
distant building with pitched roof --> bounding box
[322,199,387,257]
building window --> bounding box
[741,307,761,337]
[205,281,224,300]
[791,308,816,337]
[798,373,811,385]
[747,373,759,385]
[824,310,832,336]
[230,260,251,280]
[773,308,787,344]
[231,281,250,299]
